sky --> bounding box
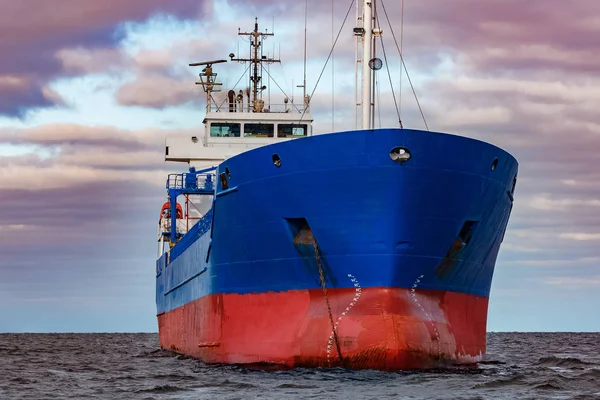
[0,0,599,333]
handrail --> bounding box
[167,172,215,191]
[207,103,309,114]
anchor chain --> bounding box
[311,239,344,367]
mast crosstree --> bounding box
[230,18,281,113]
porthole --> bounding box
[491,158,498,171]
[272,154,282,168]
[390,147,411,163]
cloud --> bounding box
[0,75,28,89]
[55,47,127,75]
[528,195,600,212]
[0,182,161,234]
[115,75,199,108]
[0,123,163,150]
[559,233,600,241]
[114,32,239,108]
[0,123,194,190]
[0,120,192,332]
[435,106,513,128]
[0,75,65,117]
[0,164,166,190]
[132,49,174,72]
[0,123,191,274]
[393,0,600,74]
[505,258,600,268]
[0,224,34,232]
[0,0,204,116]
[545,276,600,288]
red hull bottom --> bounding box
[157,287,488,370]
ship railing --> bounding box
[208,103,309,114]
[158,218,188,237]
[167,172,215,192]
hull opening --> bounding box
[289,218,346,367]
[436,220,479,278]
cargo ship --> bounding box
[155,0,518,370]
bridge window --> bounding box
[244,123,274,137]
[278,124,307,138]
[210,123,241,137]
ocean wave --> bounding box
[135,384,185,394]
[535,356,595,369]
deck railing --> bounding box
[167,172,215,191]
[208,102,309,114]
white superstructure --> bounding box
[165,19,314,168]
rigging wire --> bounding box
[375,12,401,126]
[262,66,303,113]
[399,0,404,127]
[298,0,356,124]
[379,0,429,131]
[331,0,335,131]
[278,63,291,99]
[377,65,382,128]
[187,196,205,216]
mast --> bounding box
[361,0,373,130]
[354,1,361,129]
[231,18,280,112]
[189,59,227,113]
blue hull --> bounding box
[155,128,517,368]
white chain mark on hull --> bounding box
[410,274,442,355]
[326,274,362,366]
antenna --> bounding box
[296,0,308,112]
[303,0,308,102]
[230,18,281,113]
[189,59,227,113]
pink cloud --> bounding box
[0,122,186,254]
[115,75,200,108]
[0,0,204,116]
[390,0,600,75]
[55,47,127,75]
[0,0,202,52]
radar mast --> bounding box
[189,59,227,113]
[230,18,281,113]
